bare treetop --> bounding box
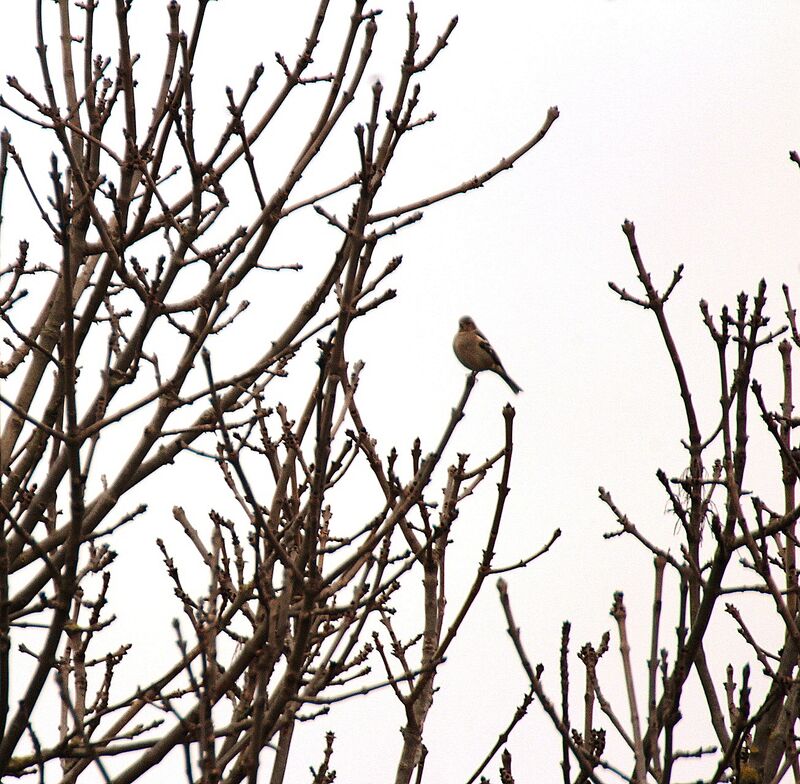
[0,3,557,782]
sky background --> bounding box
[3,1,800,781]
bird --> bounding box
[452,315,522,394]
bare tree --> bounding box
[497,219,800,784]
[0,2,559,782]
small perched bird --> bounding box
[453,315,522,394]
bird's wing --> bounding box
[476,334,504,367]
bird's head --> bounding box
[458,315,477,331]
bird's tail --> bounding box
[498,370,522,395]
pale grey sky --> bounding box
[2,2,799,781]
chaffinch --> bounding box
[452,315,522,394]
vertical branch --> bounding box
[780,340,797,618]
[57,0,83,168]
[114,0,138,224]
[610,593,646,784]
[646,556,665,778]
[51,156,86,593]
[560,622,571,784]
[0,485,7,740]
[81,0,97,129]
[0,128,9,250]
[580,644,595,758]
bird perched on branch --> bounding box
[452,315,522,394]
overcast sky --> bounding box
[3,1,800,781]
